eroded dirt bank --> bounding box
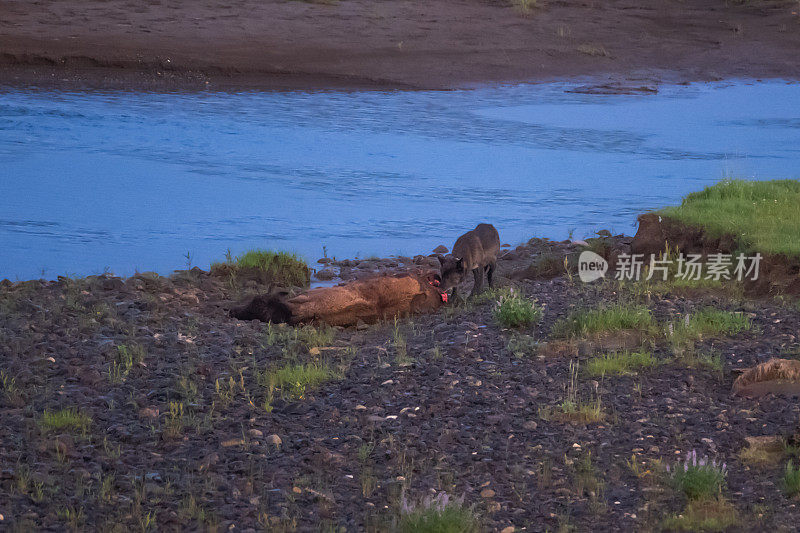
[2,237,800,531]
[1,0,799,90]
[632,213,800,296]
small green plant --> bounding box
[584,351,658,377]
[99,473,116,502]
[668,450,727,500]
[0,369,22,404]
[626,454,647,478]
[398,492,480,533]
[102,436,121,459]
[470,286,513,306]
[358,441,375,462]
[58,506,86,530]
[393,318,412,366]
[573,451,604,494]
[163,401,185,440]
[108,343,146,384]
[260,362,335,400]
[40,408,92,435]
[506,334,539,358]
[783,461,800,497]
[430,344,443,360]
[493,290,543,328]
[539,361,606,424]
[551,304,654,338]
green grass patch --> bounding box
[661,498,740,532]
[583,351,658,377]
[783,461,800,497]
[469,286,513,306]
[40,408,92,434]
[259,362,335,400]
[262,323,335,349]
[551,304,654,338]
[658,179,800,257]
[212,249,310,287]
[668,308,751,340]
[398,494,479,533]
[540,398,606,424]
[493,291,543,328]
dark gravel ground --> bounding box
[2,238,800,532]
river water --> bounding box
[1,80,798,279]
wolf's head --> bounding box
[438,254,467,291]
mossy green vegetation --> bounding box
[212,249,310,287]
[551,304,654,338]
[584,351,658,377]
[659,179,800,257]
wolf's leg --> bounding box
[470,267,484,296]
[487,261,496,287]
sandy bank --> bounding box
[1,0,799,91]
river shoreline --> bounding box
[2,0,800,92]
[2,231,800,530]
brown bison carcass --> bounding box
[230,273,447,327]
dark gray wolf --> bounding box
[438,223,501,300]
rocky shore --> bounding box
[2,231,800,531]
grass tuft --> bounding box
[493,290,543,328]
[262,323,335,350]
[584,351,658,377]
[668,308,751,340]
[551,304,653,338]
[398,492,479,533]
[212,249,310,287]
[668,450,727,501]
[783,461,800,497]
[259,362,335,400]
[659,178,800,257]
[539,360,606,424]
[40,408,92,434]
[661,498,739,532]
